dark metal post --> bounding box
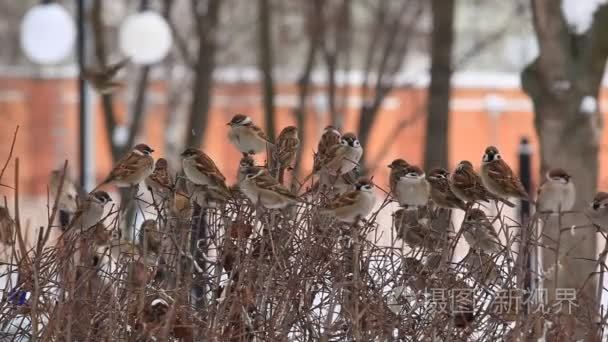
[519,137,532,222]
[518,137,534,317]
[76,0,87,190]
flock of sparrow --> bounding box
[3,114,608,258]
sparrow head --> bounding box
[547,168,571,184]
[244,166,265,180]
[323,125,341,135]
[340,133,360,148]
[427,168,449,181]
[91,191,112,205]
[456,160,474,172]
[180,148,201,159]
[154,158,168,170]
[133,143,154,156]
[355,178,374,192]
[280,126,298,137]
[239,153,255,168]
[403,165,425,179]
[227,114,252,126]
[464,208,487,223]
[591,192,608,211]
[388,159,409,170]
[482,146,501,163]
[140,219,157,231]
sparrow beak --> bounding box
[226,122,232,126]
[593,202,600,210]
[387,165,393,168]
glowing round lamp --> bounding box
[20,4,75,65]
[119,11,172,65]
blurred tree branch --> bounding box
[259,0,276,143]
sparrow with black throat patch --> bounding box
[227,114,272,155]
[449,160,515,208]
[67,191,113,236]
[480,146,530,204]
[95,143,155,190]
[321,178,376,223]
[536,168,575,214]
[461,209,502,254]
[426,168,467,211]
[181,148,229,194]
[586,192,608,232]
[239,166,298,209]
[389,162,429,209]
[316,133,362,176]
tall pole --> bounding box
[77,0,94,191]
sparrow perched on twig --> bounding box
[315,133,362,176]
[480,146,530,203]
[536,168,575,214]
[95,144,155,190]
[426,168,467,211]
[389,162,429,208]
[227,114,272,155]
[273,126,300,183]
[145,158,174,200]
[0,207,14,245]
[393,207,442,249]
[83,57,129,94]
[586,192,608,232]
[50,169,82,228]
[239,166,298,209]
[181,148,229,194]
[313,125,341,172]
[138,219,162,257]
[461,209,502,254]
[67,191,113,234]
[449,160,515,208]
[236,153,255,184]
[321,178,376,223]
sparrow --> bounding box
[96,143,155,189]
[239,166,298,209]
[181,148,229,194]
[586,192,608,232]
[388,158,409,191]
[273,126,300,183]
[460,208,502,254]
[313,125,341,172]
[67,191,113,235]
[145,158,174,199]
[480,146,529,202]
[536,168,575,214]
[393,207,441,249]
[389,163,429,208]
[462,249,499,285]
[321,178,376,223]
[83,57,129,95]
[0,207,14,245]
[449,160,515,208]
[236,153,255,184]
[426,168,467,211]
[316,132,363,176]
[227,114,271,155]
[138,219,162,257]
[50,169,81,228]
[187,181,229,209]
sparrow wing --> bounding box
[254,174,298,200]
[275,136,299,164]
[106,152,151,182]
[325,190,360,210]
[148,167,174,191]
[487,160,528,198]
[194,153,228,190]
[251,125,272,144]
[452,169,486,200]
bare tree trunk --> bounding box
[423,0,454,170]
[522,1,608,337]
[259,0,276,143]
[185,0,222,148]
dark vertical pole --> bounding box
[77,0,87,190]
[518,137,533,319]
[519,137,532,221]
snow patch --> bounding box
[580,96,598,114]
[562,0,607,34]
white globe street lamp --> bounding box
[119,10,173,65]
[20,3,75,65]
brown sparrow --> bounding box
[316,132,362,176]
[138,219,162,257]
[181,148,229,194]
[460,208,502,254]
[449,160,515,207]
[480,146,529,202]
[536,168,575,214]
[0,207,14,245]
[388,158,409,191]
[145,158,174,199]
[50,169,80,213]
[239,166,298,209]
[321,178,376,223]
[67,191,113,234]
[586,192,608,231]
[273,126,300,183]
[96,143,155,189]
[227,114,271,155]
[389,163,429,208]
[236,153,255,184]
[393,207,441,249]
[313,125,341,172]
[83,57,129,94]
[426,168,467,211]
